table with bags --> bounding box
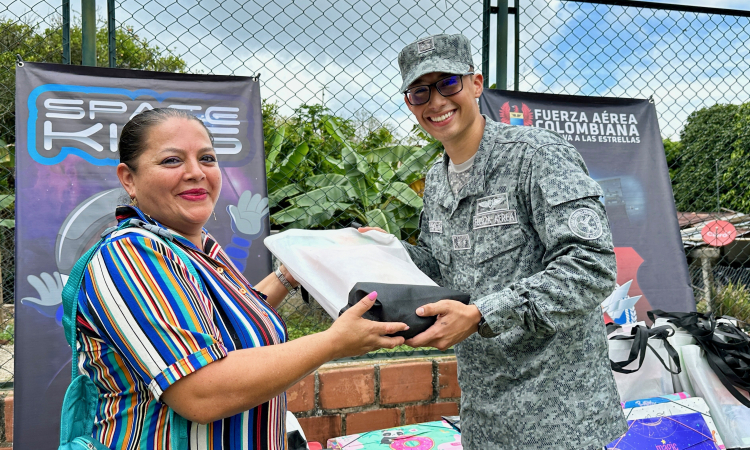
[605,310,750,449]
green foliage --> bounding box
[697,281,750,329]
[668,103,750,212]
[0,17,187,143]
[0,322,12,344]
[264,102,443,240]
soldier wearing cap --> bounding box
[364,34,628,448]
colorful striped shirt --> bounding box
[75,206,288,449]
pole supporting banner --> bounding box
[81,0,96,66]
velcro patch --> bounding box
[417,37,435,54]
[473,210,518,229]
[429,221,443,234]
[452,234,471,250]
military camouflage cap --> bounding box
[398,33,474,93]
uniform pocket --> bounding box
[474,226,527,263]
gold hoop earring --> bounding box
[129,197,138,207]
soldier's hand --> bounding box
[405,301,482,351]
[357,226,387,234]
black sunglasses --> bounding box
[404,73,474,106]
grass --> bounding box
[697,281,750,330]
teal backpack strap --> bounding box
[59,218,200,448]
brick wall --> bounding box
[288,356,461,446]
[0,394,12,449]
[0,356,460,448]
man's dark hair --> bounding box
[118,107,214,171]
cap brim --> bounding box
[400,59,470,93]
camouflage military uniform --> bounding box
[403,117,627,449]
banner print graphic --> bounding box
[480,90,694,324]
[15,62,270,449]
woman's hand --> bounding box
[325,291,408,359]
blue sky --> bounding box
[7,0,750,139]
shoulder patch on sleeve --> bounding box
[568,208,603,240]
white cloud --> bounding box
[8,0,750,139]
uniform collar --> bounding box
[436,115,498,213]
[115,205,210,253]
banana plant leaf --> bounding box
[288,186,356,207]
[264,125,286,173]
[365,208,397,234]
[385,182,424,209]
[395,140,443,184]
[272,202,353,225]
[0,194,14,210]
[269,184,301,208]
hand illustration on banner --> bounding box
[21,272,65,323]
[227,190,269,236]
[225,190,270,272]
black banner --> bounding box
[480,90,694,322]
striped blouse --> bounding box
[75,206,288,450]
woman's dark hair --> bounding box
[118,107,214,171]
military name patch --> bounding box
[452,234,471,250]
[568,208,603,240]
[476,193,509,215]
[417,37,435,54]
[429,221,443,234]
[473,210,518,229]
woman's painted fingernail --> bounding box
[403,325,410,330]
[366,291,378,300]
[416,307,424,316]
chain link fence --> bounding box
[517,1,750,325]
[4,0,750,382]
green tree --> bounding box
[0,18,187,143]
[263,101,441,239]
[669,103,742,212]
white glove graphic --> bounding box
[22,271,64,307]
[228,191,269,236]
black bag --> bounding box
[607,323,681,375]
[648,310,750,408]
[339,282,471,339]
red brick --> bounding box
[287,374,315,413]
[319,366,375,410]
[404,402,458,425]
[437,359,461,399]
[297,415,341,447]
[379,361,433,404]
[3,396,12,443]
[345,408,401,435]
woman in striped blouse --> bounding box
[74,107,409,449]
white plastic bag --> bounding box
[608,337,674,403]
[264,228,437,318]
[683,345,750,449]
[653,317,701,397]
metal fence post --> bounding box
[108,0,116,68]
[482,0,491,88]
[514,0,520,91]
[62,0,70,64]
[496,0,508,90]
[81,0,96,66]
